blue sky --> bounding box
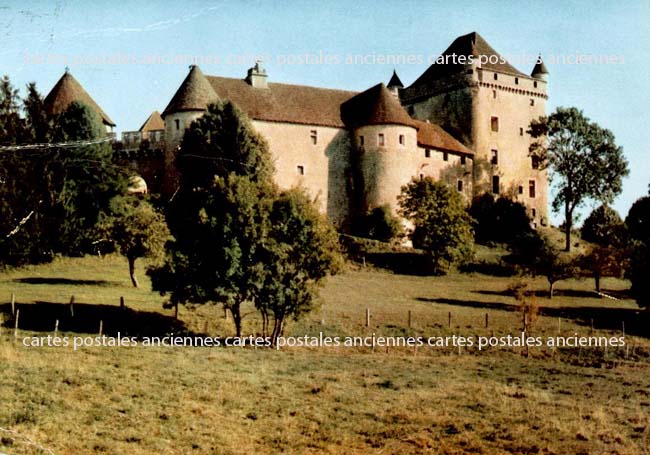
[1,0,648,224]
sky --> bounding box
[1,0,648,225]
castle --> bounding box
[43,32,549,229]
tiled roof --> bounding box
[413,120,473,156]
[44,70,115,126]
[139,111,164,132]
[404,32,527,99]
[205,76,357,128]
[531,57,549,77]
[341,83,415,128]
[162,65,219,117]
[387,70,404,88]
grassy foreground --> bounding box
[1,255,649,454]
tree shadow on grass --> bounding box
[13,277,119,286]
[417,297,650,338]
[474,288,633,300]
[0,301,192,338]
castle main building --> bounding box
[47,32,550,230]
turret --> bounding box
[531,55,549,81]
[341,83,417,214]
[386,70,404,98]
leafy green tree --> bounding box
[103,196,170,287]
[469,193,533,245]
[625,196,650,244]
[23,82,51,143]
[529,107,628,252]
[177,100,274,188]
[398,177,474,274]
[581,204,626,246]
[528,235,576,299]
[257,189,342,343]
[353,204,403,242]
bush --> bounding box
[469,193,533,245]
[352,205,403,243]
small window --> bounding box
[310,130,317,145]
[399,134,405,146]
[378,133,385,146]
[359,135,364,146]
[460,155,466,165]
[297,165,304,175]
[530,99,535,106]
[493,73,498,81]
[443,152,448,162]
[492,90,497,99]
[492,175,500,195]
[531,155,540,169]
[419,174,424,180]
[457,180,463,192]
[534,81,538,88]
[529,180,536,198]
[490,149,498,165]
[491,116,499,132]
[425,149,431,158]
[518,185,523,195]
[532,208,536,218]
[519,127,524,136]
[515,77,519,85]
[175,119,180,130]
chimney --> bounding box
[246,61,268,89]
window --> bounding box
[175,119,180,130]
[520,127,524,136]
[419,174,424,180]
[493,73,498,81]
[378,133,385,146]
[529,180,536,198]
[457,180,463,192]
[491,116,499,132]
[460,155,466,165]
[399,134,405,146]
[531,155,540,169]
[515,77,519,85]
[532,208,536,218]
[310,130,317,145]
[530,99,535,106]
[493,90,497,99]
[518,185,523,195]
[534,81,538,88]
[297,165,305,175]
[359,135,364,146]
[443,152,448,161]
[492,175,500,194]
[425,149,431,158]
[490,149,498,165]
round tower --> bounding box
[160,65,219,193]
[341,83,417,215]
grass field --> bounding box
[1,254,649,454]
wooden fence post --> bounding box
[485,313,489,329]
[54,319,59,335]
[14,309,19,340]
[11,293,15,317]
[120,296,125,310]
[365,308,370,327]
[99,320,103,336]
[448,312,452,329]
[408,310,412,329]
[69,296,75,318]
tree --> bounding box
[576,246,624,293]
[353,204,403,242]
[625,196,650,245]
[469,193,533,245]
[529,107,628,251]
[531,236,576,299]
[103,196,170,287]
[398,177,474,274]
[581,204,626,246]
[257,189,342,343]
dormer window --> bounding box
[310,130,317,145]
[378,133,385,146]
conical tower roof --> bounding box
[387,70,404,89]
[341,83,414,128]
[531,56,549,78]
[139,111,165,132]
[44,69,115,126]
[162,65,219,117]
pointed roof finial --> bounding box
[387,70,404,89]
[64,66,70,74]
[531,54,549,79]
